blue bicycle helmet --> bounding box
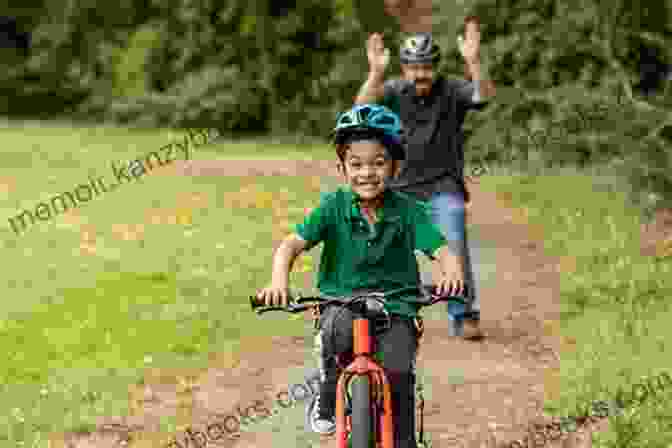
[331,104,405,160]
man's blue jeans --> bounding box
[427,192,480,336]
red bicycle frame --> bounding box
[335,318,395,448]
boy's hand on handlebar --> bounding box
[435,272,465,297]
[256,284,290,307]
[434,247,466,297]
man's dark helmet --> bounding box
[399,32,441,65]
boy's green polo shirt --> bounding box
[295,186,447,318]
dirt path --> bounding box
[53,159,644,448]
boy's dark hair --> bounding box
[335,133,392,163]
[335,142,350,162]
[335,129,404,163]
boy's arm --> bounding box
[411,202,465,295]
[265,234,309,306]
[260,192,334,306]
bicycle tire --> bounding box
[350,375,373,448]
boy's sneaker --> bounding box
[309,393,336,435]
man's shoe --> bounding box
[309,393,336,435]
[462,319,485,340]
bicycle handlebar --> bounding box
[249,284,469,315]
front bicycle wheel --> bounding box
[350,375,373,448]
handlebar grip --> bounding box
[249,295,300,309]
[250,296,288,314]
[249,296,312,314]
[249,296,263,310]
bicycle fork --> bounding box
[335,318,395,448]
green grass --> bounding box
[479,166,672,446]
[0,124,334,446]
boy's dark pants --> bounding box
[317,305,419,448]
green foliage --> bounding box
[456,0,671,213]
[2,0,671,205]
[111,23,163,98]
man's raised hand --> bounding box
[367,32,390,75]
[457,17,481,64]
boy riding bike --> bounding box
[256,104,465,448]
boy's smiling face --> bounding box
[337,141,401,203]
